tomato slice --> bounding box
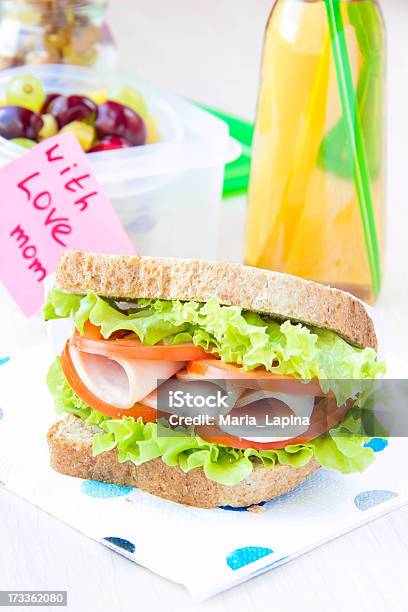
[184,360,325,396]
[72,325,213,362]
[61,342,162,422]
[195,398,352,450]
[83,321,103,341]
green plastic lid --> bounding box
[197,103,254,198]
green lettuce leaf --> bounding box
[47,359,378,486]
[46,358,107,427]
[44,289,385,392]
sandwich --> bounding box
[44,250,385,509]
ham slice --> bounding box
[220,390,315,443]
[69,346,185,409]
[235,390,315,417]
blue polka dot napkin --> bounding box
[0,346,407,601]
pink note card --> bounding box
[0,132,135,317]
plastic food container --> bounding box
[0,64,239,259]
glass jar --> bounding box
[0,0,116,69]
[245,0,385,303]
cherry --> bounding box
[47,94,97,128]
[95,100,146,146]
[0,106,43,140]
[89,135,130,152]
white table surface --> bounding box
[1,1,408,610]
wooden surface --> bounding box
[1,0,408,610]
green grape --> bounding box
[39,113,58,140]
[11,138,37,149]
[6,73,46,112]
[109,84,148,119]
[60,121,95,152]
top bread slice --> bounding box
[55,250,377,350]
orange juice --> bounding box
[245,0,385,303]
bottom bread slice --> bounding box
[48,414,320,509]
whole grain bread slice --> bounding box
[48,414,320,509]
[55,250,377,350]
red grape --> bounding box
[95,100,146,146]
[89,135,130,152]
[47,94,97,128]
[41,92,60,113]
[0,106,43,140]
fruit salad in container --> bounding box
[0,72,160,152]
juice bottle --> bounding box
[245,0,385,303]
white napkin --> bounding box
[0,346,407,601]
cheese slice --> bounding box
[69,346,185,409]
